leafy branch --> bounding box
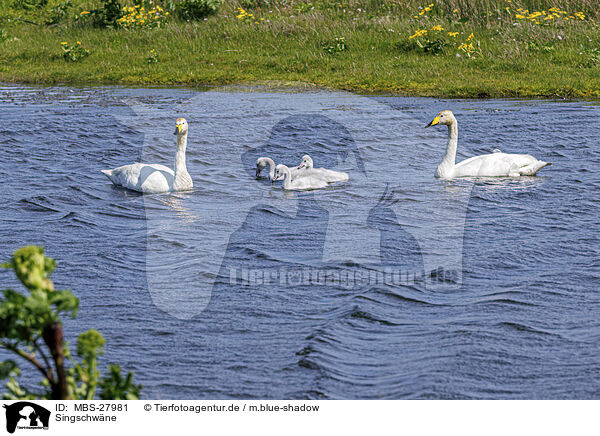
[0,246,141,400]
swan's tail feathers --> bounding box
[101,169,116,183]
[519,161,551,176]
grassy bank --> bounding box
[1,0,600,97]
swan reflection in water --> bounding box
[155,191,198,224]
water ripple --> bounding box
[1,85,599,399]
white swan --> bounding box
[426,110,551,178]
[296,155,349,182]
[101,118,193,193]
[256,157,303,180]
[273,164,328,190]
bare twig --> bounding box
[34,337,55,380]
[1,342,54,383]
[14,18,40,25]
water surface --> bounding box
[0,84,599,399]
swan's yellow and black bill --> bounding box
[174,124,183,135]
[425,115,441,128]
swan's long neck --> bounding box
[174,132,188,176]
[443,121,458,166]
[437,120,458,177]
[281,166,292,189]
[173,132,192,190]
[266,158,276,180]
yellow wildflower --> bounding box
[409,29,427,40]
[466,33,474,41]
[431,25,443,31]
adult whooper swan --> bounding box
[256,157,303,180]
[273,164,328,190]
[297,155,349,182]
[101,118,193,193]
[426,110,551,178]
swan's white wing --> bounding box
[288,175,329,190]
[314,167,349,182]
[138,163,174,174]
[454,152,539,177]
[106,163,174,193]
[289,166,304,180]
[293,167,347,182]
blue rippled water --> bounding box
[0,84,599,399]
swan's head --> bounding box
[425,110,455,128]
[256,157,269,177]
[174,118,189,136]
[256,157,275,179]
[297,154,314,170]
[273,164,289,181]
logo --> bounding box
[3,402,50,433]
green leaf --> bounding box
[48,289,79,318]
[7,246,56,292]
[77,330,105,359]
[99,365,141,400]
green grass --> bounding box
[1,0,600,97]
